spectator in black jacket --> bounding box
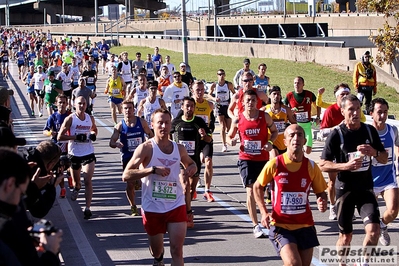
[0,148,62,266]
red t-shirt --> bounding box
[238,111,269,161]
[320,103,344,129]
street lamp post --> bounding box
[181,0,188,64]
[62,0,65,23]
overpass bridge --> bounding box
[0,0,166,25]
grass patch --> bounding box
[111,45,399,117]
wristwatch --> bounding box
[152,166,157,174]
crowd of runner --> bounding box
[0,28,396,266]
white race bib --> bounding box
[197,115,209,124]
[281,192,307,214]
[274,121,286,134]
[296,111,308,123]
[179,140,195,155]
[244,140,261,155]
[127,137,142,152]
[152,180,177,200]
[348,151,370,172]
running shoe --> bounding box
[379,226,391,246]
[221,144,228,152]
[71,188,79,201]
[31,111,35,117]
[203,191,215,202]
[329,205,337,220]
[84,209,92,219]
[253,224,265,238]
[67,176,73,189]
[39,112,43,117]
[187,212,194,229]
[60,188,66,198]
[265,198,272,204]
[196,179,203,188]
[130,205,139,216]
[152,259,165,266]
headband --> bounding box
[335,87,350,99]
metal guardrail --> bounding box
[51,32,346,47]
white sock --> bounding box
[380,219,387,229]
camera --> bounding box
[29,219,58,236]
[52,154,71,177]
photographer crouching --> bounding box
[20,140,65,218]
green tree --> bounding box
[358,0,399,70]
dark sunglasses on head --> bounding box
[217,73,225,76]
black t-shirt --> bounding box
[171,116,210,157]
[321,123,384,191]
[181,72,194,87]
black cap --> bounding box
[243,58,250,64]
[0,126,26,147]
[48,71,55,76]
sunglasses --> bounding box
[174,75,180,78]
[242,79,252,83]
[217,73,225,76]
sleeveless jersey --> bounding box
[285,91,313,123]
[120,61,132,83]
[145,61,155,79]
[120,118,145,162]
[215,82,231,106]
[271,155,314,225]
[195,100,212,126]
[134,88,149,107]
[91,47,99,58]
[265,104,289,151]
[238,111,269,161]
[372,124,397,188]
[143,97,161,127]
[70,64,80,86]
[237,89,263,113]
[26,72,34,91]
[142,139,185,213]
[68,113,94,156]
[152,54,162,71]
[158,75,171,95]
[1,50,9,62]
[254,76,269,93]
[108,76,124,99]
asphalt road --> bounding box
[5,61,399,266]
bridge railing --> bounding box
[51,32,346,48]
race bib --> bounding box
[348,151,370,172]
[218,94,228,102]
[112,88,120,95]
[175,102,181,110]
[244,140,261,155]
[180,140,195,155]
[127,137,142,152]
[45,84,52,93]
[295,111,308,123]
[152,180,177,200]
[373,148,392,166]
[2,56,8,61]
[87,77,94,83]
[147,68,154,75]
[83,48,89,53]
[281,192,307,214]
[154,61,160,67]
[274,121,286,134]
